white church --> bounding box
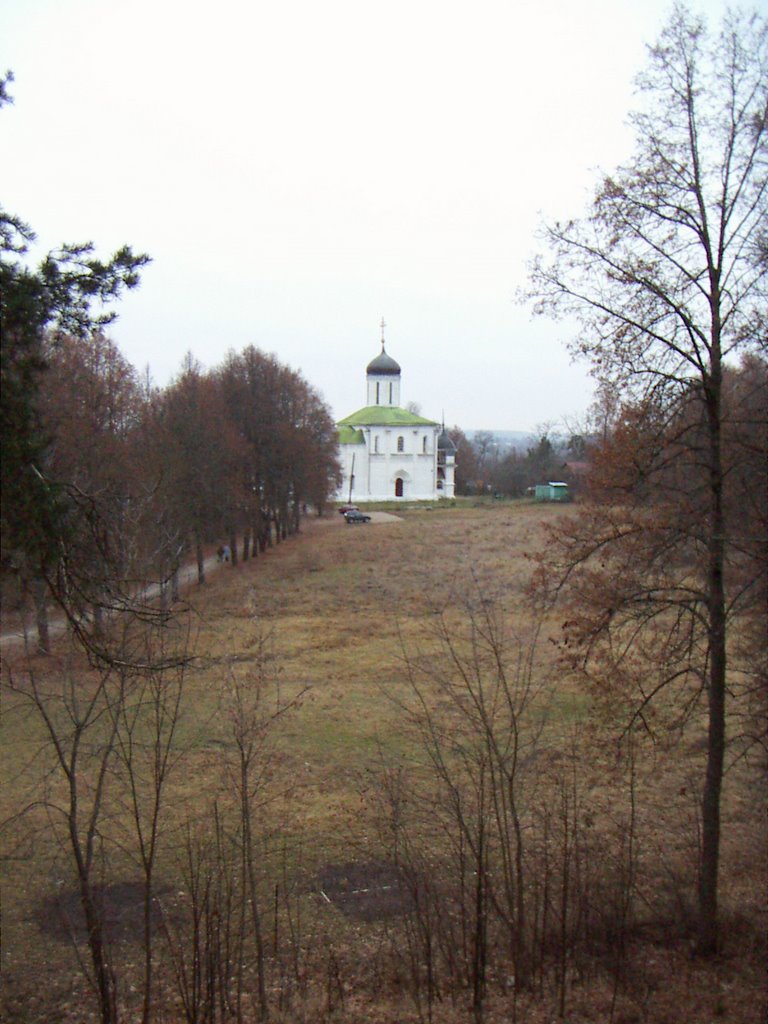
[335,326,456,503]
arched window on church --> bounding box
[422,436,427,453]
[395,477,404,497]
[397,436,405,453]
[376,382,380,404]
[374,435,379,453]
[389,382,393,403]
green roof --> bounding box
[337,405,438,429]
[337,425,366,445]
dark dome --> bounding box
[366,345,401,376]
[438,429,457,451]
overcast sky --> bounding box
[3,0,734,432]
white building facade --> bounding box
[336,339,456,503]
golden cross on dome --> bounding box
[380,317,386,347]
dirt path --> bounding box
[0,512,402,650]
[0,554,221,651]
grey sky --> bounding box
[3,0,733,432]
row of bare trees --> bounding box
[351,587,659,1024]
[5,606,293,1024]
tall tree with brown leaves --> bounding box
[527,5,766,953]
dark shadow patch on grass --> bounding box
[36,880,170,944]
[317,860,413,921]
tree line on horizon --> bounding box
[451,355,766,502]
[450,427,585,497]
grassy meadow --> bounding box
[1,501,765,1023]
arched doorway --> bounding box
[395,477,404,497]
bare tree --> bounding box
[113,619,191,1024]
[4,582,192,1024]
[221,628,308,1023]
[6,653,127,1024]
[390,583,551,1019]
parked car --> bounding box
[344,509,371,524]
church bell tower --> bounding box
[366,319,401,407]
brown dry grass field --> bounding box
[1,501,765,1023]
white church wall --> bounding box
[366,374,401,408]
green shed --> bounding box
[534,482,570,502]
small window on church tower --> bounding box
[376,382,380,404]
[397,435,404,453]
[422,436,428,453]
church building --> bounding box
[336,326,456,502]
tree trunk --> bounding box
[242,765,269,1021]
[229,530,238,567]
[280,506,288,541]
[251,519,260,557]
[699,570,726,952]
[80,884,118,1024]
[142,881,153,1024]
[473,811,487,1024]
[71,808,118,1024]
[698,353,727,954]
